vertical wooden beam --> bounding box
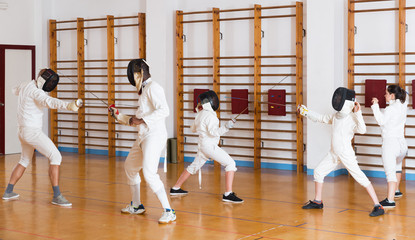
[176,11,184,163]
[49,20,58,146]
[399,0,406,180]
[77,18,85,154]
[213,8,221,168]
[253,4,262,169]
[399,0,406,88]
[348,0,355,89]
[138,13,146,59]
[295,2,304,173]
[107,15,115,157]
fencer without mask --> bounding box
[197,90,220,111]
[127,59,150,91]
[36,69,59,92]
[332,87,355,112]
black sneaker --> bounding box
[302,200,323,209]
[395,191,403,198]
[379,198,396,208]
[369,205,384,217]
[222,192,244,203]
[170,188,188,196]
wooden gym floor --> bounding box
[0,152,414,240]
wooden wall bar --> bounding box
[77,18,86,154]
[212,8,221,168]
[399,0,406,87]
[138,13,146,59]
[50,13,145,156]
[49,20,58,146]
[253,4,262,169]
[295,2,304,173]
[348,0,355,89]
[176,10,184,163]
[107,15,115,157]
[176,4,303,171]
[348,0,414,175]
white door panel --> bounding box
[5,49,32,154]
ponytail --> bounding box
[387,85,406,104]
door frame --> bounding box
[0,45,36,154]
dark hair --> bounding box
[387,85,406,104]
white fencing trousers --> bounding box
[314,150,371,188]
[382,138,407,182]
[187,144,237,175]
[18,127,62,168]
[124,133,166,193]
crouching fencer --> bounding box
[109,59,176,224]
[170,90,243,203]
[371,85,408,208]
[2,69,82,206]
[298,87,384,217]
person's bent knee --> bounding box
[313,171,325,183]
[49,151,62,165]
[142,171,163,192]
[386,174,397,183]
[18,159,30,168]
[224,162,237,172]
[186,165,201,175]
[125,169,141,185]
[358,179,371,188]
[127,178,141,185]
[142,169,157,182]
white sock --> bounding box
[395,190,400,193]
[155,188,171,210]
[172,187,180,190]
[387,198,395,203]
[224,191,232,196]
[130,184,141,207]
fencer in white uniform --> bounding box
[2,69,82,207]
[170,90,243,203]
[298,87,384,217]
[109,59,175,224]
[371,85,408,208]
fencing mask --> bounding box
[198,90,219,111]
[36,69,59,92]
[127,59,150,91]
[332,87,355,112]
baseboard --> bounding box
[57,147,415,180]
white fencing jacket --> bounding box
[134,78,169,136]
[13,80,68,129]
[191,103,229,146]
[371,99,407,139]
[307,110,366,155]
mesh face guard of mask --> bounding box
[332,87,355,111]
[37,69,59,92]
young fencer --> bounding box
[298,87,384,217]
[170,90,243,203]
[2,69,82,206]
[109,59,175,224]
[371,85,408,208]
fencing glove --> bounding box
[67,99,83,112]
[297,104,308,117]
[108,104,131,126]
[225,120,235,129]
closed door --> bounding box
[0,45,35,155]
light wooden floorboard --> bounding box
[1,152,414,240]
